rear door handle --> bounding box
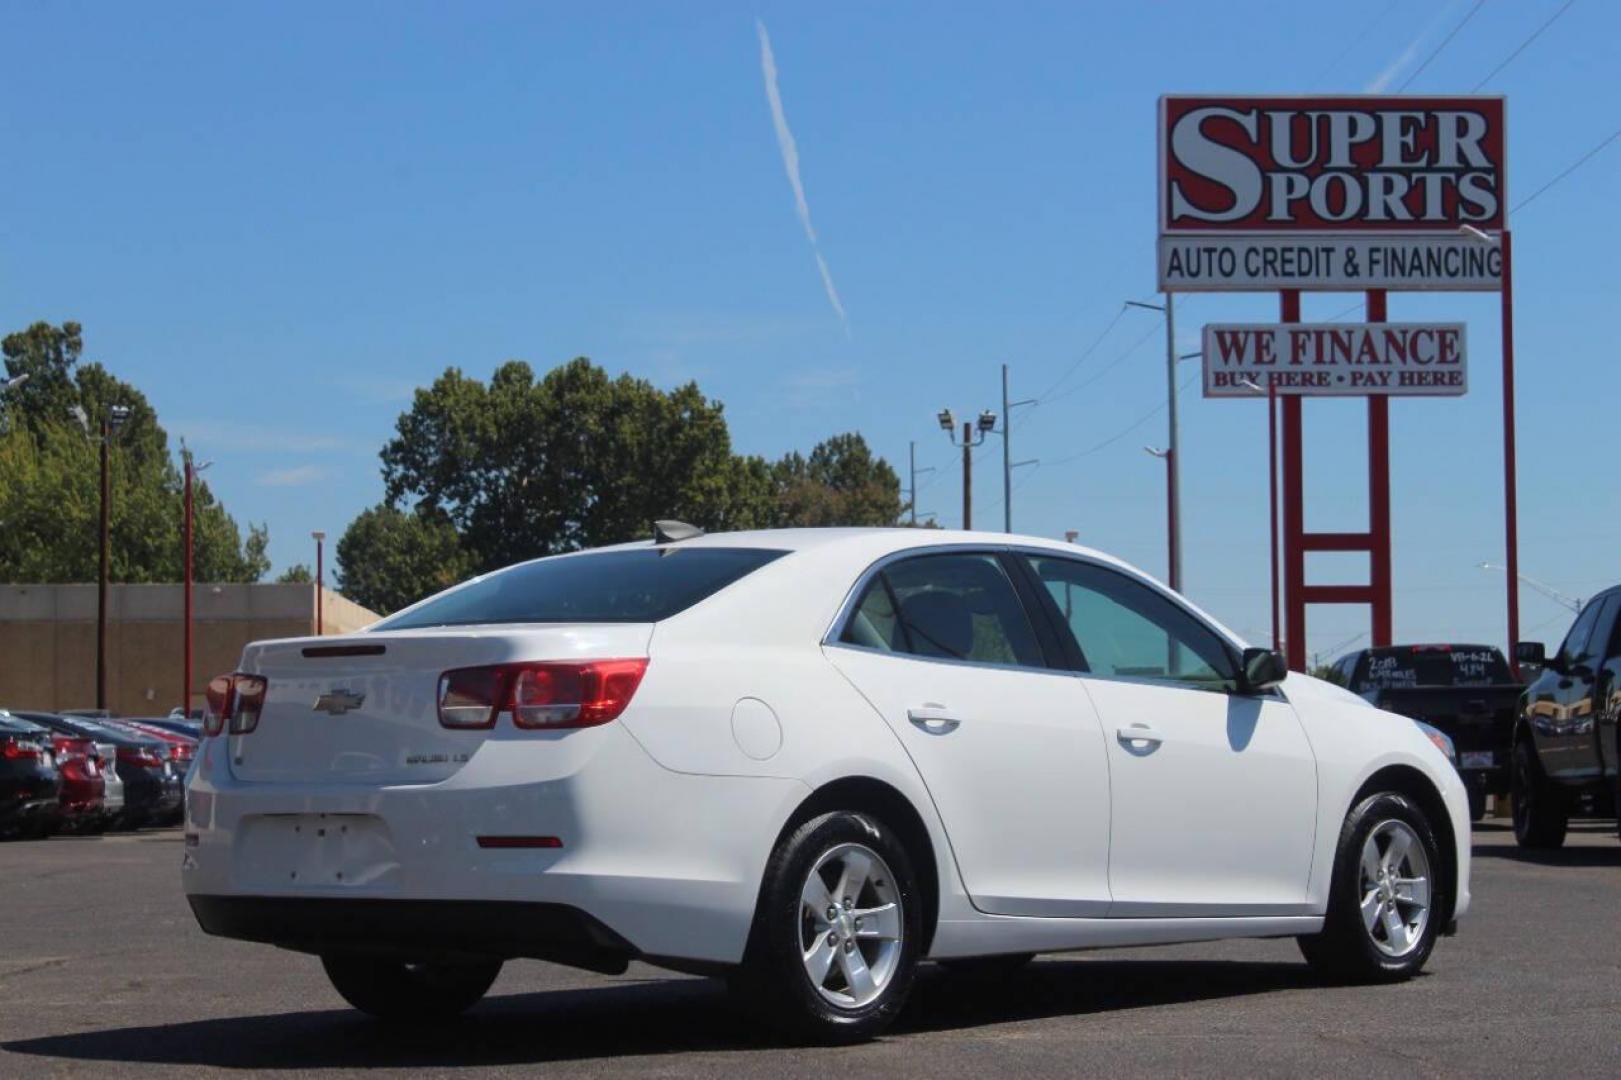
[1116,723,1166,747]
[907,706,961,734]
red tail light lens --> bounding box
[1,737,43,760]
[231,674,267,734]
[117,746,166,768]
[204,672,269,735]
[437,659,649,731]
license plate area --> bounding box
[1459,750,1495,770]
[234,813,399,891]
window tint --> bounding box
[1025,555,1237,690]
[846,552,1044,667]
[377,547,787,629]
[1556,599,1605,669]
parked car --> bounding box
[109,719,197,779]
[1511,586,1621,847]
[1329,644,1520,820]
[17,713,180,829]
[146,718,203,739]
[185,526,1470,1041]
[6,711,123,832]
[0,712,61,839]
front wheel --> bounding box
[733,810,922,1044]
[1511,740,1567,849]
[321,954,502,1021]
[1298,792,1444,983]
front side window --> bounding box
[1023,555,1237,691]
[1555,598,1606,671]
[376,547,787,629]
[839,552,1044,668]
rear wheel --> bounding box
[733,810,922,1044]
[1511,740,1567,849]
[321,954,502,1021]
[1298,792,1443,983]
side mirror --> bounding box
[1240,647,1288,693]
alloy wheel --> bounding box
[1358,819,1431,958]
[798,842,904,1007]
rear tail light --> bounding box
[437,659,649,731]
[117,746,166,768]
[204,672,269,735]
[1,737,43,760]
[53,737,95,760]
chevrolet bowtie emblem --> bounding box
[312,689,365,715]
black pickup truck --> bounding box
[1329,644,1520,820]
[1510,585,1621,848]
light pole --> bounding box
[94,404,132,710]
[937,408,996,530]
[1126,296,1182,591]
[312,531,327,634]
[905,441,936,526]
[993,363,1038,533]
[1478,563,1581,615]
[182,443,213,715]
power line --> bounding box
[1513,124,1621,214]
[1043,370,1201,467]
[1041,320,1164,406]
[1312,0,1402,89]
[1472,0,1578,91]
[1034,306,1127,402]
[1396,0,1487,91]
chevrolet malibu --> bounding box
[183,526,1470,1041]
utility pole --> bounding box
[312,531,327,634]
[937,408,996,531]
[996,364,1038,533]
[182,444,213,714]
[94,404,131,710]
[1126,296,1184,592]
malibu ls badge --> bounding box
[312,688,366,716]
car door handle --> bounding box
[907,706,961,734]
[1116,723,1166,746]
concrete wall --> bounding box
[0,583,379,716]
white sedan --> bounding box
[183,526,1470,1041]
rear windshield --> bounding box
[375,547,788,630]
[1350,646,1513,691]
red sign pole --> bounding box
[1268,380,1280,654]
[1280,290,1305,671]
[1367,289,1393,647]
[1500,229,1521,673]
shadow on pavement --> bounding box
[1472,826,1621,868]
[3,958,1313,1067]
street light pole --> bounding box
[936,408,995,531]
[97,416,110,710]
[1126,296,1182,591]
[312,531,327,635]
[182,445,212,714]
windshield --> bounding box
[1351,646,1514,691]
[375,547,788,630]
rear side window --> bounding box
[840,552,1044,668]
[376,547,787,629]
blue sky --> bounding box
[4,1,1617,661]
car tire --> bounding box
[733,810,923,1044]
[1511,740,1567,849]
[320,954,502,1021]
[938,953,1035,980]
[1297,792,1444,983]
[1465,785,1486,823]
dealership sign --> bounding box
[1159,96,1505,291]
[1202,322,1467,397]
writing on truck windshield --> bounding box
[1352,647,1512,691]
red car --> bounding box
[46,732,108,834]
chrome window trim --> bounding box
[821,541,1287,700]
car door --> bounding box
[824,550,1114,917]
[1015,553,1317,917]
[1536,595,1617,782]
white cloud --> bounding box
[169,419,365,455]
[255,465,329,487]
[757,20,849,334]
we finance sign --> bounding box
[1158,96,1505,291]
[1202,323,1468,398]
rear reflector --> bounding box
[438,659,649,731]
[1,737,43,760]
[476,835,563,849]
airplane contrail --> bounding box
[756,20,849,333]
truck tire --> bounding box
[1511,740,1567,849]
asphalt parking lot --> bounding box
[2,821,1618,1079]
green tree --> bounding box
[276,563,313,584]
[768,433,902,528]
[0,320,268,584]
[335,505,468,616]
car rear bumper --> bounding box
[188,894,638,971]
[182,723,808,965]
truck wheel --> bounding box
[732,810,922,1044]
[321,955,502,1021]
[1465,785,1486,823]
[1511,740,1567,849]
[1298,792,1444,983]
